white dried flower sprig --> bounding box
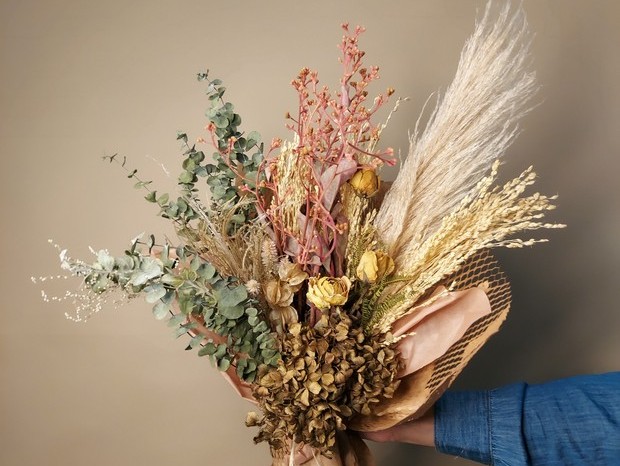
[32,240,132,322]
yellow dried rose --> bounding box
[349,169,380,197]
[306,276,352,311]
[356,250,395,283]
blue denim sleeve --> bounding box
[434,372,620,465]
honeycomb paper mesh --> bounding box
[350,249,511,431]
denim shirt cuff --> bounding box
[435,383,529,465]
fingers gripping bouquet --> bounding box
[43,4,563,465]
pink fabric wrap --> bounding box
[218,286,491,402]
[221,366,256,403]
[393,286,491,377]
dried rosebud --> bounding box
[264,278,298,332]
[349,169,380,197]
[264,279,294,308]
[356,250,395,283]
[306,276,351,311]
[278,261,308,290]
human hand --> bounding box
[359,407,435,447]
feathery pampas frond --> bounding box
[375,2,537,271]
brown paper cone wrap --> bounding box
[270,431,375,466]
[350,249,511,431]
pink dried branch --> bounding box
[256,25,395,276]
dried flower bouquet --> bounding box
[37,3,563,464]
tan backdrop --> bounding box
[1,1,619,465]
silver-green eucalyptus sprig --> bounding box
[103,72,265,231]
[63,237,279,383]
[197,71,265,226]
[49,72,277,382]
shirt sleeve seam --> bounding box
[488,389,495,465]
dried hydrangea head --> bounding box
[248,310,400,457]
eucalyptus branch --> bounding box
[102,153,154,193]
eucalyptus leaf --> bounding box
[161,274,183,287]
[152,301,169,320]
[216,285,247,308]
[191,151,205,163]
[218,305,244,320]
[144,283,166,303]
[218,357,231,372]
[198,342,214,357]
[96,250,115,271]
[130,257,162,286]
[157,193,169,206]
[189,335,204,349]
[176,198,188,213]
[179,298,194,315]
[197,262,216,280]
[178,171,194,184]
[248,315,259,326]
[182,158,196,172]
[213,116,228,128]
[167,313,185,327]
[214,344,227,359]
[190,256,201,271]
[246,131,261,147]
[173,325,190,339]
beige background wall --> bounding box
[1,1,619,465]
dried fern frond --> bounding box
[369,161,565,332]
[375,2,537,272]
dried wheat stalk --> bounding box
[370,161,564,332]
